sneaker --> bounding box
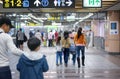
[65,63,68,67]
[56,64,59,66]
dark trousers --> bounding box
[71,51,76,65]
[48,39,52,47]
[63,48,69,64]
[0,66,12,79]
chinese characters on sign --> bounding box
[3,0,75,8]
[83,0,102,8]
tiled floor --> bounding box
[9,45,120,79]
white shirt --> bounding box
[48,32,53,39]
[0,28,24,67]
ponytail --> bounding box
[77,27,82,39]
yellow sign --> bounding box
[3,0,22,8]
[48,17,60,21]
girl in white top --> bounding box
[56,36,62,66]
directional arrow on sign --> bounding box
[34,0,41,7]
[66,0,72,6]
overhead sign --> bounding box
[3,0,75,8]
[82,0,102,8]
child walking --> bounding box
[69,43,76,65]
[56,36,62,66]
[17,37,49,79]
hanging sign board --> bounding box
[3,0,75,8]
[82,0,102,8]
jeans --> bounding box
[72,52,76,65]
[63,48,69,64]
[76,46,85,58]
[0,66,12,79]
[56,51,62,65]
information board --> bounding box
[3,0,75,8]
[110,21,118,35]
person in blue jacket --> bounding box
[17,37,49,79]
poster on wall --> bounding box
[110,21,119,35]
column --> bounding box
[105,10,120,53]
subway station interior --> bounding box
[0,0,120,79]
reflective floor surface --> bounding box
[9,45,120,79]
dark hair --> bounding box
[56,36,61,45]
[19,28,22,31]
[0,17,14,28]
[27,37,41,51]
[64,31,69,39]
[37,30,40,32]
[77,27,82,39]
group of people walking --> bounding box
[56,27,87,68]
[0,16,87,79]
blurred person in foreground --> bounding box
[17,37,49,79]
[0,17,24,79]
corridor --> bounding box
[9,46,120,79]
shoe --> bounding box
[82,64,85,66]
[56,64,59,66]
[65,63,68,67]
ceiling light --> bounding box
[0,1,3,4]
[74,13,93,26]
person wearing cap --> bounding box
[0,17,25,79]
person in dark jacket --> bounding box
[17,37,49,79]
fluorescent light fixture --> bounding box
[67,15,75,21]
[20,17,31,20]
[0,1,3,4]
[13,13,16,16]
[74,13,93,26]
[28,14,44,23]
[37,18,47,20]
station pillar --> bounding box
[105,10,120,54]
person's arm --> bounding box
[6,35,24,56]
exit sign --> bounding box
[82,0,102,8]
